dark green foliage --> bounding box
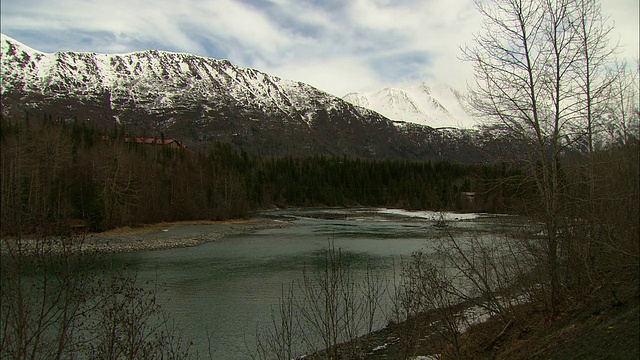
[0,114,253,235]
[0,113,523,236]
[253,155,523,212]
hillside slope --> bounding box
[344,83,476,129]
[1,33,490,161]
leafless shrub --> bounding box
[398,251,466,358]
[390,227,541,358]
[0,236,192,359]
[255,243,387,360]
[255,283,301,360]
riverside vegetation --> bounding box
[0,114,522,359]
[2,115,636,359]
[2,0,639,358]
[0,114,521,237]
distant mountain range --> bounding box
[0,33,496,161]
[344,83,476,129]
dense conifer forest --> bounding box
[0,114,524,235]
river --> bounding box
[112,208,517,359]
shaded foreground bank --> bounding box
[246,208,638,360]
[2,208,638,359]
[302,264,639,360]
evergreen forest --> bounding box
[0,113,524,236]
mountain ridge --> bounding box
[343,83,476,129]
[1,33,490,161]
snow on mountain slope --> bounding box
[0,33,351,124]
[1,33,495,161]
[343,83,477,129]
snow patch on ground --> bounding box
[372,343,388,352]
[458,305,494,333]
[375,208,487,221]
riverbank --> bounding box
[1,207,514,255]
[304,267,639,360]
[1,217,293,255]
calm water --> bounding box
[113,208,514,359]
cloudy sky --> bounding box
[1,0,638,96]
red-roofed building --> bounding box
[106,136,187,149]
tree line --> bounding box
[461,0,639,313]
[1,0,637,357]
[254,0,640,355]
[0,113,523,236]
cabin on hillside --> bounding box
[459,191,478,211]
[461,191,476,203]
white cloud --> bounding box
[260,56,384,96]
[601,0,639,60]
[342,0,481,90]
[188,0,295,56]
[0,0,637,96]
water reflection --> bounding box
[112,208,514,359]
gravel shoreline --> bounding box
[1,217,293,255]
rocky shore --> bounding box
[1,217,293,255]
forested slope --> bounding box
[0,115,522,236]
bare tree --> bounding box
[296,244,361,359]
[95,146,140,229]
[604,60,640,145]
[571,0,617,154]
[84,272,191,360]
[0,236,192,359]
[461,0,618,311]
[399,251,467,358]
[255,283,300,360]
[255,243,387,359]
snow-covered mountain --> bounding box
[343,83,476,129]
[0,33,346,125]
[1,33,492,161]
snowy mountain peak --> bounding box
[416,82,432,95]
[0,32,329,115]
[344,82,476,129]
[1,34,42,57]
[1,33,490,161]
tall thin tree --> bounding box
[461,0,617,311]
